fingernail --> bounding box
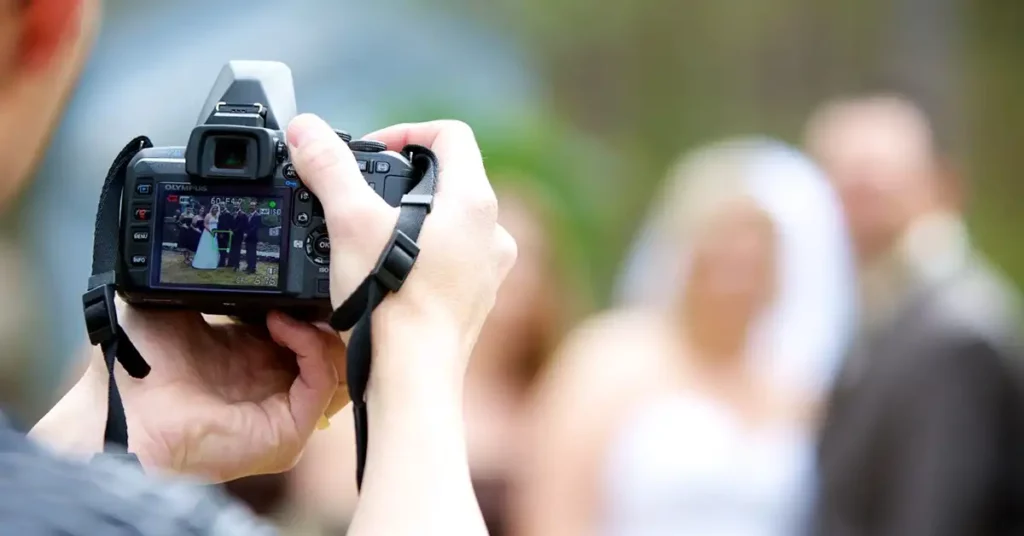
[316,415,331,430]
[286,113,322,150]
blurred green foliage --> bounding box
[435,0,1024,298]
[381,103,627,308]
[965,0,1024,286]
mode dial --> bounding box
[348,140,387,153]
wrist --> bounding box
[30,350,169,473]
[368,299,468,408]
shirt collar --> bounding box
[859,212,970,332]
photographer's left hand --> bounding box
[31,301,348,483]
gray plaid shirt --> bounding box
[0,419,278,536]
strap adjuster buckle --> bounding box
[83,272,118,346]
[371,229,420,292]
[400,193,434,214]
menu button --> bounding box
[132,230,150,242]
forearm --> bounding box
[347,320,486,536]
[29,352,106,458]
[29,345,164,472]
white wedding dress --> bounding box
[191,218,220,270]
[599,393,814,536]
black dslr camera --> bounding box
[116,61,419,319]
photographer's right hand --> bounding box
[287,116,517,396]
[288,116,510,536]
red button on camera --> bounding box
[133,207,151,221]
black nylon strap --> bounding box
[84,136,154,458]
[329,144,438,489]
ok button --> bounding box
[314,236,330,256]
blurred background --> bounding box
[8,0,1024,534]
[14,0,1010,410]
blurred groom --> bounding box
[807,95,1024,536]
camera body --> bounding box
[117,61,417,319]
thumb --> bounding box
[286,114,397,306]
[286,114,391,239]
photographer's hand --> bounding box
[289,115,516,536]
[32,305,348,483]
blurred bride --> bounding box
[514,139,855,536]
[191,204,221,270]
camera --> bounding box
[117,61,419,319]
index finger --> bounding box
[362,121,490,203]
[363,120,480,161]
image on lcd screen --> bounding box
[158,193,284,289]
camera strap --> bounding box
[82,136,155,465]
[81,137,438,482]
[328,144,438,490]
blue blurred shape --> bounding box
[25,0,538,379]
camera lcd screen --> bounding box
[154,186,286,291]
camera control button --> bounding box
[135,183,152,196]
[314,236,330,256]
[313,256,328,265]
[334,130,353,143]
[133,207,151,221]
[357,160,368,173]
[283,163,298,179]
[130,255,148,267]
[297,189,311,203]
[374,161,391,174]
[317,279,331,295]
[132,229,150,242]
[295,212,310,226]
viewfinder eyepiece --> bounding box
[213,136,250,170]
[185,126,275,181]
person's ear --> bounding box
[17,0,83,74]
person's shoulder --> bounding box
[916,257,1024,371]
[0,438,277,536]
[909,308,1021,392]
[537,308,672,408]
[554,308,669,369]
[928,257,1020,339]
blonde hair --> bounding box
[651,139,767,247]
[618,139,856,394]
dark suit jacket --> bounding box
[242,212,261,244]
[815,259,1024,536]
[230,212,247,236]
[218,213,236,243]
